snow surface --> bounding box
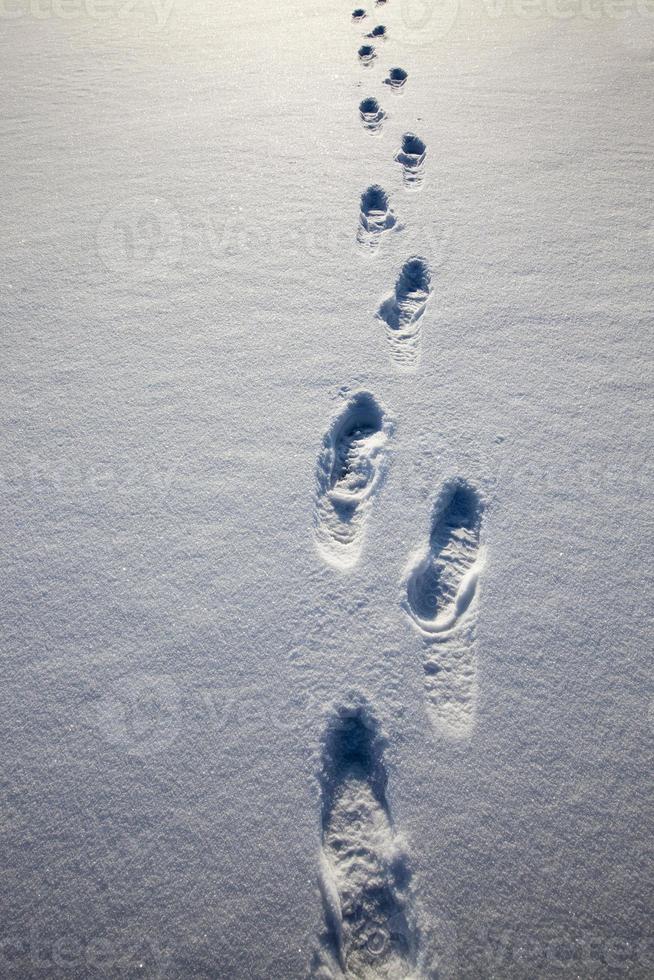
[1,0,653,976]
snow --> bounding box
[1,0,652,976]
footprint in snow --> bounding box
[313,391,392,570]
[358,44,376,66]
[365,24,387,39]
[403,479,486,739]
[352,7,367,21]
[376,256,432,370]
[359,96,386,134]
[383,67,408,92]
[356,185,398,254]
[312,699,417,978]
[395,133,427,190]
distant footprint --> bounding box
[359,97,386,135]
[356,185,398,254]
[383,67,408,92]
[366,24,387,39]
[314,392,392,570]
[394,133,427,190]
[376,257,432,369]
[358,44,376,66]
[313,700,416,978]
[375,0,387,5]
[403,479,486,738]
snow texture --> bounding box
[0,0,652,977]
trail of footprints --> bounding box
[311,7,489,976]
[351,10,427,367]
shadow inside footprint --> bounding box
[357,184,397,253]
[384,67,408,92]
[352,7,366,20]
[395,132,427,189]
[359,96,386,134]
[358,44,376,65]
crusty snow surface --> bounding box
[1,0,653,977]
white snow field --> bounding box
[1,0,652,976]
